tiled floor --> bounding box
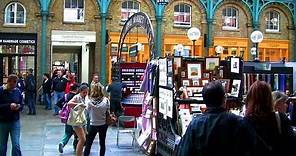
[6,105,144,156]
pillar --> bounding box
[100,13,107,85]
[40,11,48,81]
[156,15,163,58]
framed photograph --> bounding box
[187,86,203,97]
[201,79,210,86]
[192,79,200,86]
[187,63,202,79]
[205,57,220,71]
[174,57,182,75]
[219,79,231,93]
[231,57,240,74]
[203,72,210,79]
[231,79,241,97]
[179,67,186,78]
[159,58,167,86]
[159,87,173,117]
[182,79,191,86]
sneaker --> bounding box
[58,143,64,153]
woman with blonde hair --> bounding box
[84,84,110,156]
[245,81,296,156]
[67,85,89,156]
[272,91,288,113]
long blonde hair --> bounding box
[90,84,104,100]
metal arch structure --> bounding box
[117,12,156,61]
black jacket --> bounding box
[176,107,259,156]
[42,79,52,94]
[0,87,23,122]
[52,76,67,92]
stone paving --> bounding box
[6,105,145,156]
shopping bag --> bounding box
[67,104,86,126]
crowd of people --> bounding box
[1,67,296,156]
[176,80,296,156]
[0,68,126,156]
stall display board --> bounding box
[120,63,146,93]
[159,87,174,118]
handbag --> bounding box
[106,111,117,126]
[67,104,86,126]
[105,99,117,125]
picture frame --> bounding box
[182,79,191,86]
[201,78,210,86]
[192,79,200,86]
[186,86,203,97]
[174,57,182,75]
[187,63,202,79]
[231,79,241,97]
[205,57,220,71]
[219,79,231,93]
[230,57,240,74]
[203,72,211,79]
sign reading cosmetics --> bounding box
[0,33,37,85]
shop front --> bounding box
[0,33,37,85]
[213,37,249,60]
[258,39,289,62]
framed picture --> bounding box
[219,79,231,93]
[174,57,182,75]
[158,58,167,86]
[201,78,210,86]
[187,86,203,97]
[187,63,202,79]
[205,57,220,71]
[179,67,187,78]
[192,79,200,86]
[231,79,241,97]
[203,72,211,79]
[231,57,240,74]
[182,79,191,86]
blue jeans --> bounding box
[54,91,64,114]
[26,92,36,114]
[0,120,22,156]
[43,93,51,109]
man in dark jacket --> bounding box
[176,81,258,156]
[52,70,67,115]
[0,74,23,156]
[107,76,126,117]
[24,68,36,115]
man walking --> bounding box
[52,70,67,115]
[0,74,23,156]
[24,68,36,115]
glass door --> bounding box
[0,56,12,85]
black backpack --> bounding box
[26,77,36,92]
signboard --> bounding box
[118,12,155,59]
[129,44,138,57]
[0,33,37,45]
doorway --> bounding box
[51,46,81,82]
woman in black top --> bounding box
[245,81,296,156]
[42,73,52,110]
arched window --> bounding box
[265,10,280,32]
[222,7,238,30]
[5,2,26,25]
[64,0,84,22]
[174,3,191,27]
[121,1,140,22]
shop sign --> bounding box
[0,39,35,44]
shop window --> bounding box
[222,7,238,30]
[4,2,26,25]
[64,0,84,22]
[121,1,140,23]
[265,10,280,32]
[174,3,191,27]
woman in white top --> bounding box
[67,85,89,156]
[84,84,110,156]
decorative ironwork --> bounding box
[117,12,156,61]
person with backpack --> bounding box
[24,68,36,115]
[57,83,79,153]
